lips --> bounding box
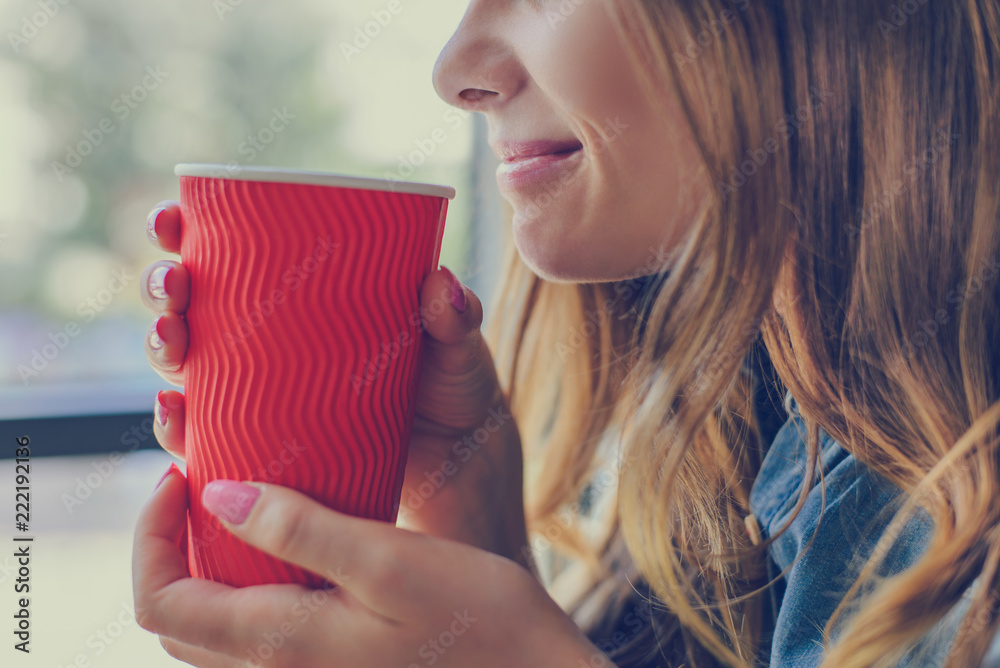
[493,139,585,194]
[493,139,584,163]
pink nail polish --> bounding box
[156,391,169,426]
[442,266,466,313]
[202,481,261,525]
[147,207,165,241]
[155,462,180,490]
[148,320,164,351]
[149,265,170,300]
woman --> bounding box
[132,0,1000,666]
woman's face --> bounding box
[433,0,710,283]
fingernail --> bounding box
[149,265,170,300]
[155,462,180,490]
[202,481,261,525]
[148,319,164,351]
[156,391,169,426]
[147,207,165,241]
[442,266,466,313]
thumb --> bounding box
[419,266,484,347]
[202,480,407,616]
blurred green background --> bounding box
[0,1,488,666]
[0,0,476,392]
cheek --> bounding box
[526,1,640,118]
[511,2,709,281]
[511,142,708,283]
[614,119,711,250]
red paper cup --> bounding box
[175,163,455,588]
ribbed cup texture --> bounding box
[179,176,448,588]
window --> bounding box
[0,1,501,664]
[2,0,489,408]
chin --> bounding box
[513,243,577,283]
[510,210,579,283]
[512,224,621,284]
[510,200,661,283]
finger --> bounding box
[140,260,190,314]
[154,390,186,461]
[159,636,247,668]
[133,465,201,616]
[420,266,483,345]
[419,266,489,375]
[147,201,183,254]
[133,465,314,657]
[203,481,426,618]
[146,312,188,386]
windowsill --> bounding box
[0,376,168,422]
[1,377,167,459]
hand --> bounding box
[141,201,529,567]
[133,466,607,668]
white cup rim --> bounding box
[175,163,456,200]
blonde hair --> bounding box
[483,1,1000,666]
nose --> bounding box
[432,2,519,113]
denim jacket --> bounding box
[750,391,998,667]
